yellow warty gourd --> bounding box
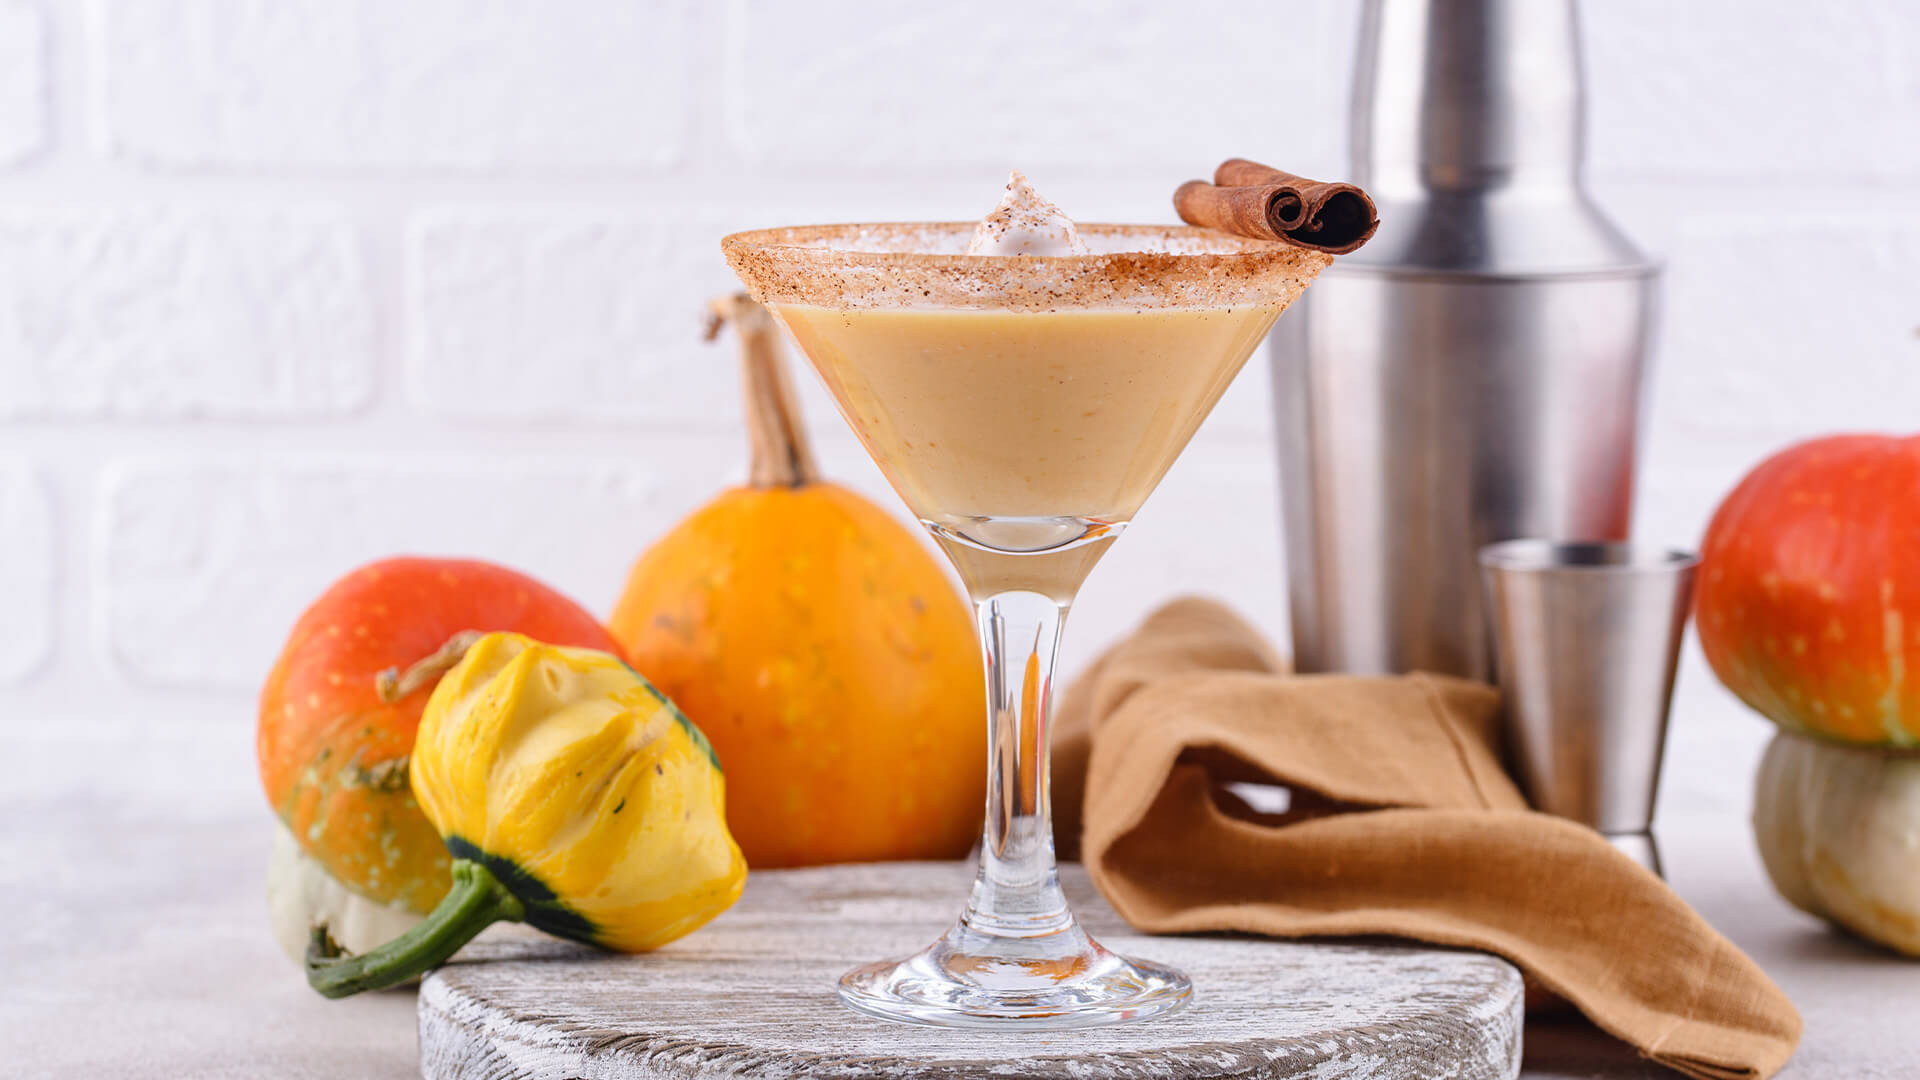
[413,632,744,950]
[304,632,745,997]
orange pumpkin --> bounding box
[610,295,984,867]
[1696,434,1920,746]
[259,557,622,913]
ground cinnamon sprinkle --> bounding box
[721,223,1330,312]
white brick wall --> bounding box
[0,459,51,682]
[0,2,42,165]
[409,211,765,422]
[0,209,372,417]
[2,2,1917,827]
[1663,220,1920,437]
[96,0,694,170]
[1586,0,1920,179]
[727,0,1346,174]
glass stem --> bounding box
[960,588,1077,941]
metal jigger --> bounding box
[1478,541,1698,876]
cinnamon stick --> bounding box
[1174,158,1378,254]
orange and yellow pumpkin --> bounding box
[610,296,985,868]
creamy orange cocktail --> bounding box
[722,173,1329,1029]
[780,303,1279,594]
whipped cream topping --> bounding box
[965,170,1089,256]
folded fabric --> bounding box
[1053,597,1800,1080]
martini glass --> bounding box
[723,222,1328,1028]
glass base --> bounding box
[836,919,1192,1029]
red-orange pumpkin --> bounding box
[259,557,622,913]
[1696,434,1920,746]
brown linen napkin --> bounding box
[1054,597,1801,1080]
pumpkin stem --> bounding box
[376,630,486,704]
[305,858,525,999]
[707,293,818,489]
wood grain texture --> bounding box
[420,862,1522,1079]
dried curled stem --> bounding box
[707,293,818,489]
[375,630,487,704]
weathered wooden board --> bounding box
[420,861,1522,1080]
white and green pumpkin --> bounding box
[1754,731,1920,956]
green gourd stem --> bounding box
[306,858,524,999]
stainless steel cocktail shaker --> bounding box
[1270,0,1660,680]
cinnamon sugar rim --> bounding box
[721,222,1332,311]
